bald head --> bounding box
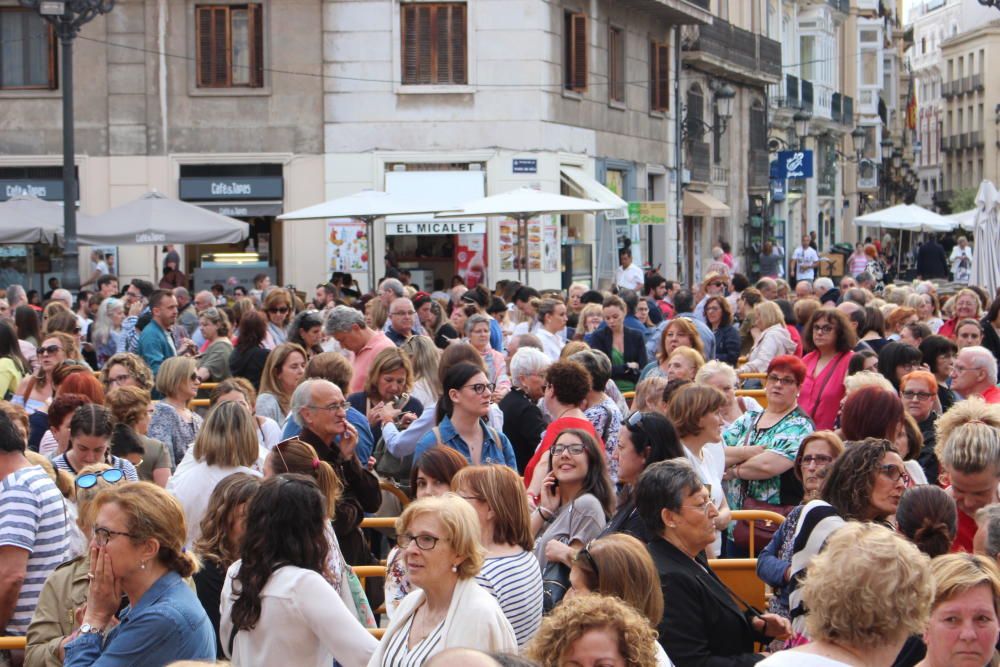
[794,281,813,300]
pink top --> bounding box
[348,331,396,394]
[797,350,853,430]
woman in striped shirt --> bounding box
[452,465,544,647]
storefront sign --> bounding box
[498,216,558,272]
[179,177,284,201]
[455,234,487,288]
[627,202,667,225]
[326,220,368,273]
[775,150,814,179]
[512,159,538,174]
[195,202,284,217]
[0,179,68,202]
[385,221,485,235]
[770,178,786,202]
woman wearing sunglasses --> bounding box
[147,356,204,468]
[25,463,128,666]
[12,331,75,418]
[51,404,139,482]
[413,361,517,469]
[261,290,293,349]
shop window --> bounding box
[0,8,57,90]
[564,11,587,92]
[608,26,624,103]
[649,41,669,112]
[195,4,264,88]
[401,3,467,85]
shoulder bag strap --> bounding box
[808,352,848,417]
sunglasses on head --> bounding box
[76,468,125,489]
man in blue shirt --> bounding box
[136,290,180,378]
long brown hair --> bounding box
[269,439,342,519]
[193,473,261,569]
[452,465,533,551]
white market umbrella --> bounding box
[853,203,956,233]
[278,190,461,291]
[947,208,977,232]
[79,191,249,245]
[436,187,617,281]
[0,195,81,244]
[970,180,1000,297]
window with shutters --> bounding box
[195,4,264,88]
[649,41,669,112]
[564,11,587,92]
[608,26,624,103]
[0,8,57,90]
[400,3,467,85]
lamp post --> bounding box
[19,0,115,292]
[793,110,812,150]
[850,126,868,162]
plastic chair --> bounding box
[0,636,26,650]
[708,558,769,613]
[735,389,767,409]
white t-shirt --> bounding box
[792,246,819,281]
[758,652,851,666]
[616,263,644,291]
[684,442,726,557]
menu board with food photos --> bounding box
[499,216,558,272]
[326,220,368,273]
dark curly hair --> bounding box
[544,360,591,406]
[820,438,896,521]
[231,474,330,631]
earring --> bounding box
[139,560,147,570]
[451,564,458,573]
[668,524,677,529]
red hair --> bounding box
[841,386,903,441]
[767,355,807,385]
[57,373,105,405]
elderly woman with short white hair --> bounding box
[695,360,761,426]
[499,347,551,472]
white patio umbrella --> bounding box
[278,190,461,291]
[970,180,1000,297]
[853,204,956,233]
[79,191,249,245]
[436,187,617,282]
[0,195,82,244]
[946,208,977,232]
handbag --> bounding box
[732,494,794,553]
[541,559,571,613]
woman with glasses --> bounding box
[148,356,204,468]
[348,346,424,446]
[638,459,791,665]
[696,361,761,426]
[452,465,544,647]
[414,361,517,469]
[532,429,614,576]
[602,411,682,541]
[877,341,926,392]
[756,431,844,633]
[785,438,909,637]
[167,401,262,546]
[797,308,856,431]
[221,475,377,667]
[900,370,942,484]
[256,342,308,425]
[51,404,139,482]
[261,290,293,349]
[704,295,741,366]
[25,463,128,666]
[62,482,215,666]
[287,309,324,359]
[107,385,173,487]
[639,318,704,382]
[564,534,671,666]
[466,314,511,398]
[939,288,983,340]
[228,311,271,390]
[12,331,74,418]
[99,351,154,394]
[195,307,233,382]
[369,495,518,665]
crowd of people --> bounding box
[0,256,998,667]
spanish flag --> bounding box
[906,79,917,131]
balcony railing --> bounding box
[958,133,967,149]
[749,149,769,189]
[973,73,984,91]
[689,142,711,183]
[712,165,730,185]
[842,95,853,124]
[681,18,782,82]
[942,81,954,98]
[826,0,850,13]
[962,77,972,95]
[971,130,983,148]
[801,79,814,113]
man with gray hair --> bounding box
[5,285,26,311]
[500,347,551,471]
[50,288,73,310]
[173,287,198,336]
[385,297,416,346]
[974,505,1000,562]
[325,305,394,394]
[951,346,1000,403]
[794,280,814,301]
[377,277,404,310]
[290,377,381,564]
[190,290,217,347]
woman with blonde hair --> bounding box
[632,376,669,413]
[210,376,283,452]
[255,341,307,424]
[13,331,75,417]
[452,465,544,647]
[62,482,215,665]
[147,356,203,467]
[401,334,441,406]
[914,553,1000,667]
[664,345,706,382]
[167,401,262,546]
[348,345,424,445]
[696,360,761,425]
[640,318,705,381]
[759,523,933,666]
[737,301,796,374]
[526,594,658,667]
[99,351,153,393]
[107,385,172,486]
[573,303,604,341]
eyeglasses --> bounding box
[72,326,82,334]
[463,382,496,395]
[108,374,133,386]
[801,454,834,467]
[813,324,835,334]
[268,307,290,314]
[766,374,797,387]
[308,402,350,413]
[898,362,921,372]
[189,372,200,382]
[391,310,416,316]
[901,390,935,401]
[952,364,981,374]
[93,525,137,546]
[456,492,484,503]
[397,533,441,550]
[682,499,716,515]
[76,468,125,489]
[551,442,586,456]
[38,345,63,356]
[879,464,911,485]
[709,281,726,288]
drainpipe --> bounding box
[674,24,684,284]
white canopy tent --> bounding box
[970,180,1000,297]
[946,208,977,232]
[853,204,956,233]
[0,195,83,244]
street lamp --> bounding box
[19,0,116,291]
[681,81,737,142]
[715,83,736,126]
[892,148,903,170]
[851,126,868,161]
[793,110,812,149]
[977,0,1000,9]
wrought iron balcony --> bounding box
[689,141,711,183]
[973,73,984,91]
[681,18,782,84]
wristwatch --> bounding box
[78,623,105,637]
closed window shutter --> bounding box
[196,5,263,88]
[251,3,264,87]
[572,14,587,91]
[196,6,217,87]
[402,3,465,85]
[650,42,669,111]
[449,3,466,84]
[609,27,624,102]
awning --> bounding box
[683,190,731,217]
[385,171,486,234]
[560,167,628,219]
